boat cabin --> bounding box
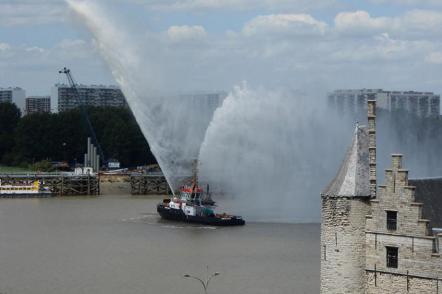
[179,186,204,203]
[0,180,40,194]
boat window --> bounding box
[180,192,190,200]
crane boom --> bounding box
[59,67,105,165]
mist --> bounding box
[66,0,224,191]
[67,0,442,222]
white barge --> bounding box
[0,180,52,198]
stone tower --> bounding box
[320,101,377,294]
[367,100,377,198]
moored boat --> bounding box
[0,180,52,198]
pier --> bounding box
[130,173,171,195]
[0,173,100,197]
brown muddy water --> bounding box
[0,194,319,294]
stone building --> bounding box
[321,100,442,293]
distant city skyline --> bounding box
[3,1,442,95]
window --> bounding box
[386,247,398,268]
[386,211,397,231]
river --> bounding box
[0,194,319,294]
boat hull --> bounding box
[0,193,53,198]
[157,204,245,226]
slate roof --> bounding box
[408,178,442,229]
[322,125,370,198]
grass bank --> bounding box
[0,165,31,173]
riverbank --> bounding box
[0,165,31,173]
[100,174,132,195]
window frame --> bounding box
[386,210,398,231]
[386,246,399,268]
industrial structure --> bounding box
[321,100,442,293]
[84,137,100,173]
[59,68,106,168]
[51,83,127,113]
[25,96,51,115]
[328,89,441,117]
[0,87,26,114]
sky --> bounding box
[2,0,442,95]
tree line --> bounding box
[0,103,156,169]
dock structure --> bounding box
[0,173,100,197]
[130,173,171,195]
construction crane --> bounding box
[58,67,106,167]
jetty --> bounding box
[130,173,170,195]
[0,173,100,197]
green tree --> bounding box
[14,113,58,164]
[31,160,54,172]
[0,102,21,164]
[9,106,156,168]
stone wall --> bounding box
[366,271,440,294]
[366,233,441,277]
[321,197,370,294]
[365,154,442,292]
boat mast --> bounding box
[192,159,198,188]
[191,159,200,203]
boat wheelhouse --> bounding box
[157,163,245,226]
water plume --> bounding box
[66,0,222,191]
[198,84,352,222]
[67,1,442,223]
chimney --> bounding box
[367,100,376,198]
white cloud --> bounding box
[145,10,442,91]
[370,0,442,6]
[402,10,442,35]
[5,0,442,96]
[334,9,442,39]
[25,46,45,53]
[135,0,336,11]
[335,11,393,35]
[426,52,442,64]
[243,14,327,37]
[0,43,11,51]
[0,38,112,94]
[0,1,66,27]
[167,25,207,42]
[0,39,94,62]
[57,39,88,49]
[330,33,433,62]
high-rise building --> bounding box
[51,84,127,112]
[25,96,51,115]
[328,89,441,117]
[0,87,26,114]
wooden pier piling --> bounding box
[130,174,171,195]
[0,173,100,197]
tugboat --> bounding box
[0,180,52,198]
[157,164,245,226]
